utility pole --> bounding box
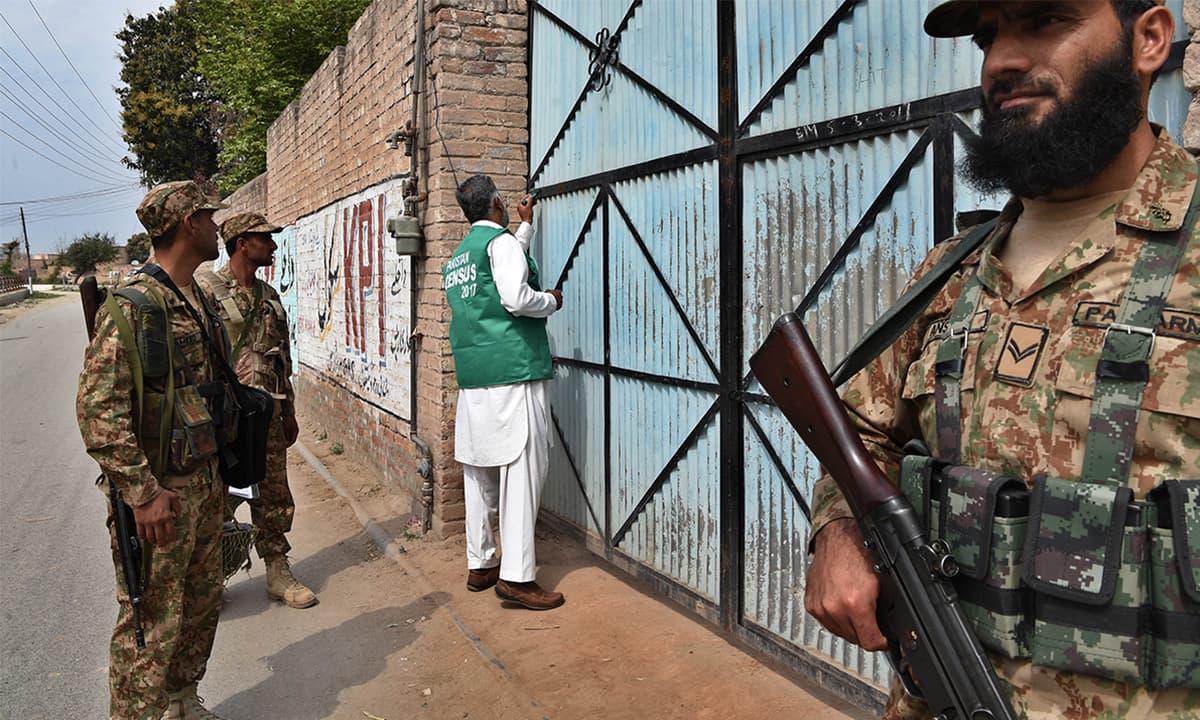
[19,207,33,292]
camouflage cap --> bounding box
[924,0,1164,38]
[136,180,227,238]
[219,212,283,242]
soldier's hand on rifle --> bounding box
[547,288,563,309]
[806,517,888,651]
[132,489,182,546]
[283,415,300,447]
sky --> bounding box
[0,0,167,255]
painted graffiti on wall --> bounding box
[290,177,413,420]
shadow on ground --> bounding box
[214,593,449,719]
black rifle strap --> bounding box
[829,217,1000,388]
[140,264,239,387]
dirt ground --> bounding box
[0,289,75,325]
[270,416,869,720]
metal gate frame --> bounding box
[527,0,1188,710]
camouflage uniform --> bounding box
[197,262,296,560]
[77,180,227,720]
[811,131,1200,718]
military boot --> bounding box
[161,684,227,720]
[265,555,318,608]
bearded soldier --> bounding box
[804,2,1200,718]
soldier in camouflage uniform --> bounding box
[78,181,233,720]
[804,2,1200,718]
[197,212,316,609]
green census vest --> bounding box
[445,225,553,389]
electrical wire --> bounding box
[0,86,128,170]
[0,127,130,185]
[26,0,123,133]
[0,45,126,160]
[0,10,123,148]
[0,111,132,183]
[0,183,141,206]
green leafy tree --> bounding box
[117,0,219,187]
[125,232,152,264]
[61,233,119,275]
[1,240,19,275]
[197,0,371,193]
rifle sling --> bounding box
[829,217,999,388]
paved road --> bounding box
[0,296,111,717]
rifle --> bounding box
[81,277,147,649]
[749,313,1016,720]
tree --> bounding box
[126,232,152,264]
[60,233,119,275]
[1,240,19,275]
[197,0,371,193]
[117,0,219,187]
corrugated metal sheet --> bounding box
[1149,69,1187,142]
[742,402,889,684]
[619,0,719,129]
[610,376,721,600]
[741,130,934,374]
[538,189,605,363]
[741,0,979,136]
[538,68,712,186]
[530,12,595,173]
[609,193,718,383]
[612,162,721,370]
[543,364,606,535]
[538,0,632,47]
[740,131,933,688]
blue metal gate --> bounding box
[529,0,1190,710]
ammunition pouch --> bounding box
[901,457,1200,688]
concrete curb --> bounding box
[294,440,407,563]
[0,288,29,306]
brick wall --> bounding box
[220,172,268,221]
[223,0,530,538]
[1185,0,1200,151]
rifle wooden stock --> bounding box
[749,313,899,519]
[750,312,1017,720]
[80,276,100,341]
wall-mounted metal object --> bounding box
[387,214,422,256]
[587,27,619,92]
[385,121,417,156]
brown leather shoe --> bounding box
[467,566,500,592]
[494,579,565,610]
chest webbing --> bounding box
[933,181,1200,483]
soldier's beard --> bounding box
[960,40,1144,199]
[500,207,511,228]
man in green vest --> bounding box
[445,174,565,610]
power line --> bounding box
[0,110,132,182]
[0,183,141,206]
[26,0,123,133]
[0,9,123,148]
[0,84,128,169]
[0,127,130,185]
[0,47,126,160]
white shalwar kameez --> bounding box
[455,220,558,583]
